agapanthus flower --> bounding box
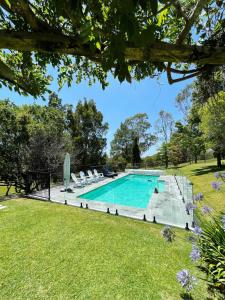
[201,205,213,215]
[193,192,204,202]
[222,215,225,231]
[214,172,220,179]
[193,226,202,236]
[161,225,176,242]
[211,181,223,191]
[186,202,197,214]
[177,269,197,292]
[190,244,201,262]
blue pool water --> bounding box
[79,174,165,208]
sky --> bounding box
[0,68,193,156]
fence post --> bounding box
[48,172,51,201]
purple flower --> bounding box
[186,202,197,214]
[221,173,225,179]
[177,269,197,292]
[201,205,213,215]
[211,181,223,190]
[214,172,220,179]
[193,226,202,236]
[190,244,201,262]
[161,225,176,242]
[193,192,204,202]
[222,215,225,231]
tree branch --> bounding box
[170,67,205,74]
[0,31,224,65]
[166,64,201,84]
[177,0,211,44]
[0,0,51,31]
[0,58,35,94]
[172,1,188,21]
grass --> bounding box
[1,159,223,299]
[0,185,16,197]
[0,199,208,300]
[170,159,225,212]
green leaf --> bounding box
[5,0,11,8]
[95,41,101,50]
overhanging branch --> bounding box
[0,31,224,65]
[0,0,51,31]
[177,0,211,44]
[0,59,35,95]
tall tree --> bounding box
[155,110,174,168]
[132,137,141,166]
[199,91,225,168]
[0,1,224,96]
[67,99,108,168]
[110,113,155,162]
[0,96,67,194]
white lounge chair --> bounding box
[86,170,97,182]
[79,171,92,184]
[93,169,104,180]
[71,173,85,187]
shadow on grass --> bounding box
[180,292,194,300]
[191,164,225,176]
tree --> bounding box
[66,99,108,169]
[132,137,141,165]
[0,1,224,96]
[199,91,225,168]
[0,95,68,194]
[110,113,155,163]
[0,100,29,194]
[155,110,174,168]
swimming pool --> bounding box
[79,174,165,208]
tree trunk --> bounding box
[216,153,222,168]
[5,185,11,196]
[194,155,198,163]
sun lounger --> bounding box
[71,173,85,187]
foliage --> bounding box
[131,137,141,165]
[197,215,225,296]
[0,96,108,194]
[66,99,108,169]
[155,110,174,168]
[199,91,225,168]
[170,160,225,298]
[110,113,155,163]
[0,1,224,96]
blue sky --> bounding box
[1,69,192,156]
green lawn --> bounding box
[1,160,224,299]
[0,199,207,300]
[0,185,16,197]
[171,159,225,212]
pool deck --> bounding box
[29,171,194,229]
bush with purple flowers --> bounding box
[174,178,225,297]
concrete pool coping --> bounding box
[28,170,194,229]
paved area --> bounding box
[29,171,194,229]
